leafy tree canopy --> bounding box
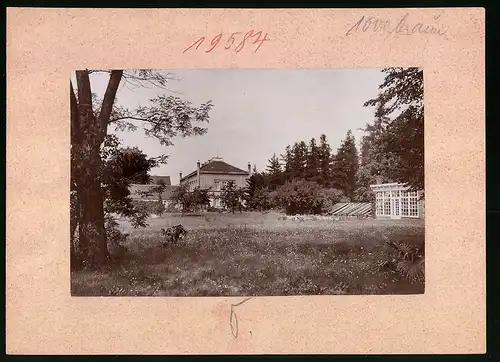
[362,67,424,191]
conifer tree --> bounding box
[318,134,332,187]
[266,153,283,189]
[306,137,321,183]
[331,130,359,199]
[354,116,393,201]
[280,145,292,183]
[290,141,308,180]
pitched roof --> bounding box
[129,184,178,200]
[149,175,171,186]
[181,158,249,182]
[326,202,373,217]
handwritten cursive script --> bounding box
[183,31,270,54]
[229,297,253,338]
[346,12,448,39]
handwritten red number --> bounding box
[183,36,205,53]
[184,31,269,54]
[235,30,255,53]
[206,33,223,53]
[252,31,270,53]
[225,32,241,50]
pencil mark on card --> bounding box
[229,297,253,338]
[346,12,448,39]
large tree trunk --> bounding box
[77,160,109,267]
[70,189,81,270]
[70,69,123,269]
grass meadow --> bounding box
[71,212,425,296]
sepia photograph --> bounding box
[70,68,425,297]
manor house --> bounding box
[179,157,251,208]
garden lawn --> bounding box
[71,212,425,296]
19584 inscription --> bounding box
[183,30,270,54]
[346,12,448,39]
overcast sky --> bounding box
[84,69,386,185]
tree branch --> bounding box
[108,116,151,124]
[88,69,182,94]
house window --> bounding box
[214,180,220,191]
[401,197,409,216]
[383,198,391,215]
[400,190,419,218]
[376,200,383,216]
[375,187,420,218]
[375,190,392,216]
[409,197,419,217]
[375,192,382,216]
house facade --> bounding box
[180,157,251,208]
[370,180,425,220]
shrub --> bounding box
[247,187,274,211]
[170,185,211,213]
[274,179,326,215]
[273,181,352,215]
[319,188,350,211]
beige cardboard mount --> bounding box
[6,7,485,355]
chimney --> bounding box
[375,174,383,185]
[248,162,251,175]
[197,160,201,188]
[179,172,183,183]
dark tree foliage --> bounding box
[169,184,211,213]
[190,187,212,212]
[318,134,332,187]
[220,181,245,213]
[362,67,424,191]
[355,116,394,202]
[306,137,321,183]
[290,141,308,180]
[266,153,283,190]
[107,147,156,184]
[331,130,359,199]
[244,171,272,211]
[280,145,293,183]
[274,179,325,215]
[100,142,158,223]
[170,183,191,214]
